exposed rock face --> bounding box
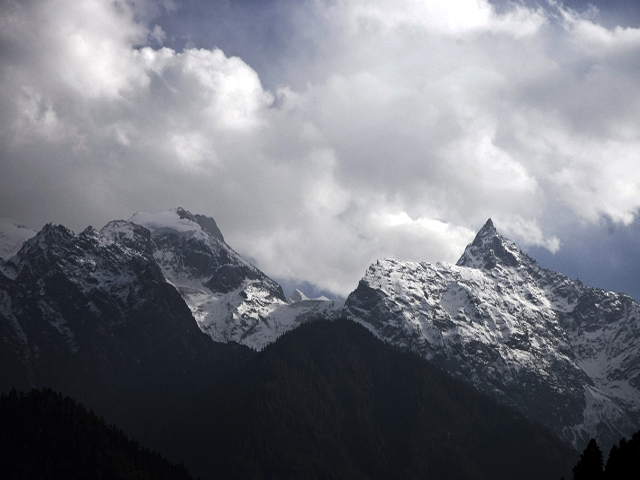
[0,222,251,420]
[127,207,283,299]
[344,219,640,448]
[0,206,343,403]
[5,211,636,450]
[125,208,342,350]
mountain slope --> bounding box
[123,207,342,349]
[3,209,637,454]
[344,219,640,449]
[0,388,194,480]
[0,221,252,433]
[0,209,343,351]
[167,319,576,480]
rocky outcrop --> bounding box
[344,219,640,448]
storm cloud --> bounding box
[2,0,640,297]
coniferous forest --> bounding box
[2,320,639,479]
[0,321,592,480]
[165,319,576,480]
[568,433,640,480]
[0,388,193,480]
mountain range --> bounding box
[344,219,640,449]
[166,319,577,480]
[1,208,638,454]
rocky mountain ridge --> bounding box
[1,212,638,451]
[344,219,640,448]
[0,219,252,431]
[0,207,342,365]
[124,208,342,349]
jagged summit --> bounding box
[479,217,496,234]
[345,217,640,449]
[127,207,226,244]
[175,206,196,221]
[174,207,225,242]
[14,223,74,259]
[6,207,640,453]
[456,218,531,270]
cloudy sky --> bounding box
[2,0,640,300]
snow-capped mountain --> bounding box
[0,221,250,410]
[121,208,342,349]
[344,219,640,448]
[3,210,637,450]
[0,208,341,361]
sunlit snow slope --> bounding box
[344,219,640,449]
[124,208,342,349]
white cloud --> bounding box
[346,0,546,37]
[2,0,640,296]
[497,215,561,253]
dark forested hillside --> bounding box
[0,388,194,480]
[0,222,255,445]
[166,319,577,480]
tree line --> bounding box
[567,432,640,480]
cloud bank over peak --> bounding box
[1,0,640,296]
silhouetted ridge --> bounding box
[0,218,254,445]
[170,319,576,480]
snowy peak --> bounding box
[0,213,246,407]
[175,207,225,242]
[100,220,155,255]
[175,206,198,223]
[288,289,309,303]
[128,208,207,242]
[127,207,224,244]
[476,217,497,238]
[346,220,640,449]
[12,222,158,288]
[456,218,530,270]
[0,219,37,260]
[13,223,76,264]
[127,208,283,296]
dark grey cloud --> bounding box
[529,217,640,301]
[561,0,640,27]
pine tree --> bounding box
[573,438,604,480]
[605,432,640,479]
